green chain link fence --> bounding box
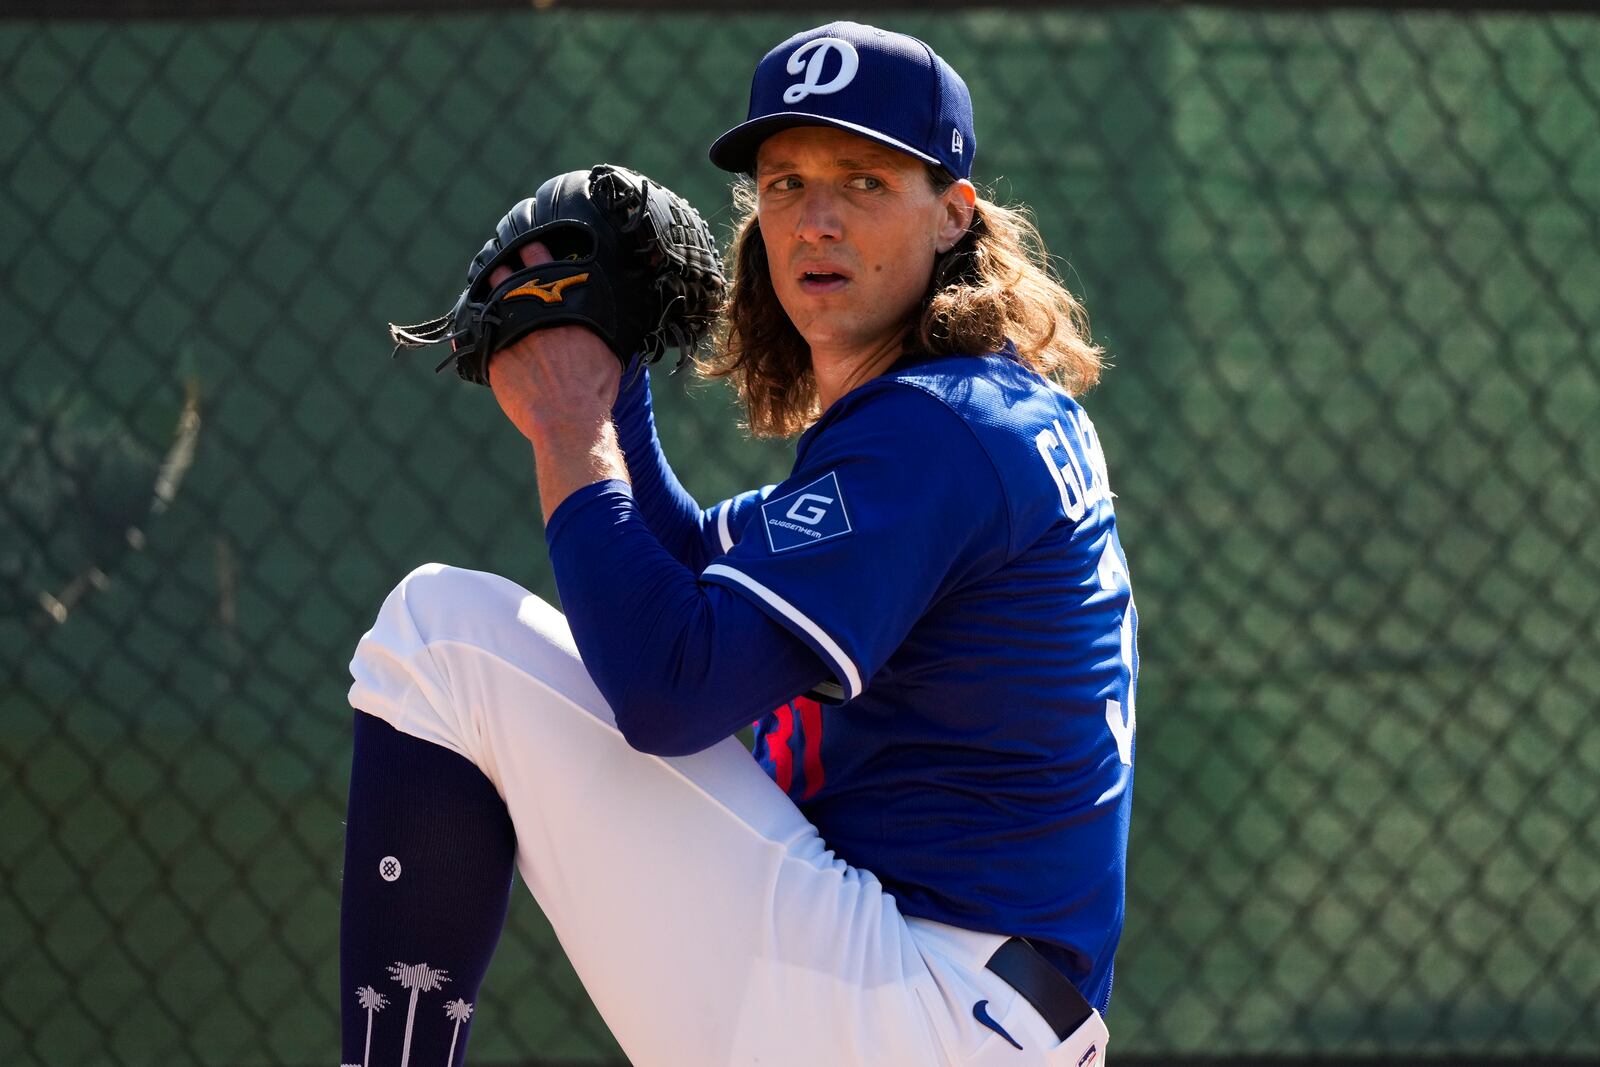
[3,3,1597,1064]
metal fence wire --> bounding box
[2,2,1597,1065]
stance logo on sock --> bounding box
[379,856,402,882]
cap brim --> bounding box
[708,112,943,175]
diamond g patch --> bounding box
[761,472,853,554]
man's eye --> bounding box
[848,176,882,190]
[769,176,799,191]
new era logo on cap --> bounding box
[710,21,976,181]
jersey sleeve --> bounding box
[703,483,780,556]
[613,367,768,571]
[700,382,1011,701]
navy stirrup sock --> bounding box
[340,711,516,1067]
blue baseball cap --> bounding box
[709,21,976,181]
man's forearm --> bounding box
[544,481,828,756]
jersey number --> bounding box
[1097,544,1137,765]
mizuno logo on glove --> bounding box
[505,274,589,304]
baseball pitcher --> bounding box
[342,20,1137,1067]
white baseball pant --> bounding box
[348,562,1110,1067]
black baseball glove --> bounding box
[389,164,727,385]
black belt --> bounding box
[984,937,1095,1043]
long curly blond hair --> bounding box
[696,168,1104,438]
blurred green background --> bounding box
[2,3,1597,1064]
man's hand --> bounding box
[486,241,629,519]
[486,241,623,445]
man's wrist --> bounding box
[527,409,613,453]
[531,417,630,521]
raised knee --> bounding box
[392,561,483,603]
[369,563,574,671]
[385,562,522,642]
[353,563,603,741]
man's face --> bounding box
[755,126,972,360]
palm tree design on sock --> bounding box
[354,985,389,1067]
[443,999,474,1066]
[388,962,451,1067]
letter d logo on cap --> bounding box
[783,38,859,103]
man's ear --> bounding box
[937,180,979,253]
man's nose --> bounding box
[794,187,843,243]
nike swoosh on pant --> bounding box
[972,999,1024,1050]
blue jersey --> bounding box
[699,346,1138,1012]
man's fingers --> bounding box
[488,240,556,289]
[520,240,555,268]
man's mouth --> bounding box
[798,269,850,293]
